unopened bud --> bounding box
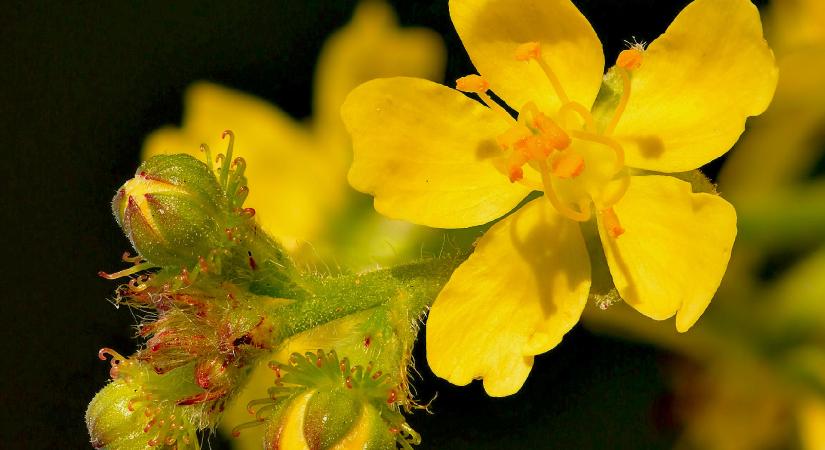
[86,354,200,449]
[112,154,225,267]
[237,350,419,449]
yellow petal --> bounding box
[426,197,591,396]
[612,0,778,172]
[142,82,342,250]
[449,0,604,113]
[342,77,530,228]
[314,0,445,154]
[598,175,736,332]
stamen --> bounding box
[600,207,625,238]
[558,101,596,131]
[616,49,644,71]
[514,41,570,103]
[596,172,631,209]
[506,149,529,183]
[533,112,571,150]
[537,161,591,222]
[455,74,514,123]
[603,68,632,136]
[550,153,585,178]
[455,75,489,93]
[496,124,531,150]
[515,42,541,61]
[569,130,625,173]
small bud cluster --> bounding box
[89,133,430,449]
[89,133,297,449]
[87,351,201,449]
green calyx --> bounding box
[86,355,202,450]
[112,153,225,268]
[241,349,419,450]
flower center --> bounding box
[456,41,644,237]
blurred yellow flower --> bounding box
[342,0,777,396]
[143,0,445,264]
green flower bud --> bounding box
[86,379,149,450]
[86,350,200,449]
[112,154,225,268]
[235,350,420,450]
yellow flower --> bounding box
[143,0,445,261]
[342,0,777,396]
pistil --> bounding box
[605,45,645,135]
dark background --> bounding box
[2,1,766,448]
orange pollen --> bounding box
[601,207,625,238]
[508,165,524,183]
[497,124,531,150]
[515,41,541,61]
[616,48,643,70]
[505,142,530,183]
[550,153,585,179]
[533,113,571,150]
[456,74,489,93]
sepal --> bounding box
[112,154,225,268]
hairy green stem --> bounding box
[273,254,465,341]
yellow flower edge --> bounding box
[343,77,531,229]
[597,175,737,333]
[426,197,591,396]
[613,0,778,172]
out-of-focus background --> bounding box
[7,0,825,449]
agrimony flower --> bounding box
[342,0,777,395]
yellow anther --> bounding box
[616,48,643,71]
[507,150,529,183]
[456,75,490,93]
[533,113,571,150]
[497,124,531,150]
[550,152,585,179]
[601,207,625,238]
[457,74,514,123]
[516,135,549,160]
[508,166,524,183]
[515,42,541,61]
